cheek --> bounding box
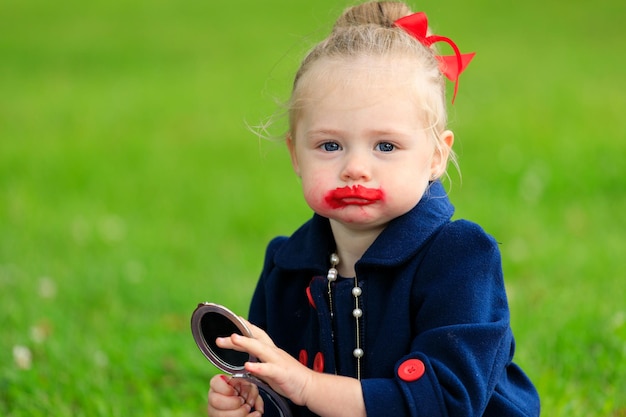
[378,177,424,205]
[301,179,331,212]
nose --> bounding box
[340,150,371,182]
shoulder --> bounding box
[422,219,502,276]
[432,220,499,253]
[267,235,289,255]
[436,219,499,250]
[262,236,289,271]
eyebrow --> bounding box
[304,128,342,136]
[305,127,413,138]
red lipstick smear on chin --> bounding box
[324,185,385,209]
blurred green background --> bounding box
[1,0,624,415]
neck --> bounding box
[329,220,385,277]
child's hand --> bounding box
[215,320,315,407]
[207,374,264,417]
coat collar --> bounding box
[274,181,454,272]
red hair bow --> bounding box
[394,12,475,103]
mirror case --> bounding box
[191,302,293,417]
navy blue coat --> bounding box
[249,182,540,416]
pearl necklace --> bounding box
[327,253,363,380]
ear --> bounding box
[286,134,301,177]
[430,130,454,178]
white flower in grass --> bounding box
[38,276,57,299]
[98,215,126,243]
[30,325,46,344]
[13,345,32,370]
[610,311,625,331]
[30,320,52,344]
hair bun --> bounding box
[333,1,412,30]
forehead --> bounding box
[293,57,434,136]
[296,55,430,103]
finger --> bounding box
[217,333,281,370]
[208,390,250,413]
[253,387,265,414]
[239,319,275,346]
[215,334,261,353]
[215,336,240,351]
[229,333,270,358]
[210,375,239,396]
[214,377,263,413]
[236,379,253,405]
[208,403,254,417]
[239,381,261,410]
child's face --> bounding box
[288,57,452,231]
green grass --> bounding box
[1,0,625,415]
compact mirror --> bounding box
[191,302,255,373]
[191,302,292,417]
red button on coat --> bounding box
[313,352,324,373]
[299,349,308,366]
[398,359,425,382]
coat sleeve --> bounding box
[362,220,532,417]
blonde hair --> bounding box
[285,1,457,176]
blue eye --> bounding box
[321,142,341,152]
[376,142,395,152]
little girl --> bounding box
[207,2,540,416]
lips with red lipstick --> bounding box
[324,185,385,209]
